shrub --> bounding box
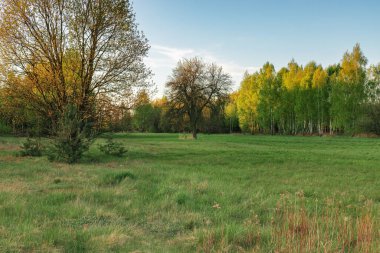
[47,104,94,163]
[0,122,11,135]
[98,137,128,157]
[357,103,380,135]
[20,138,43,157]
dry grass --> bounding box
[353,133,379,138]
[0,144,20,151]
[0,181,29,193]
[178,133,195,140]
[270,192,377,253]
[0,154,22,162]
[91,230,130,247]
[197,192,378,253]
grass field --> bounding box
[0,133,379,252]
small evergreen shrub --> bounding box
[47,104,94,163]
[48,135,91,163]
[98,137,128,157]
[20,138,43,157]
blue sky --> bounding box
[133,0,380,97]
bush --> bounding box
[98,137,128,157]
[20,138,43,157]
[0,122,11,135]
[357,103,380,135]
[47,104,94,163]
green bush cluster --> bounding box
[0,122,11,135]
[98,137,128,157]
[20,138,43,157]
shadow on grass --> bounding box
[100,171,136,186]
[80,152,127,164]
[100,132,179,140]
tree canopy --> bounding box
[166,57,232,138]
[0,0,150,127]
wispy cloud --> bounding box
[151,45,195,61]
[146,44,259,97]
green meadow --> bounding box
[0,134,378,252]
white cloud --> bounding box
[146,44,260,97]
[151,45,195,61]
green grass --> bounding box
[0,133,379,252]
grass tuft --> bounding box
[101,171,136,186]
[176,192,190,205]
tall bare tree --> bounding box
[0,0,150,126]
[166,58,232,139]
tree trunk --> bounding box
[192,128,197,139]
[270,107,274,135]
[190,115,198,139]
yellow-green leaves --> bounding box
[237,73,260,133]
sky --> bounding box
[133,0,380,97]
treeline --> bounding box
[95,89,234,134]
[234,44,380,135]
[0,88,232,135]
[1,44,380,136]
[101,44,380,136]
